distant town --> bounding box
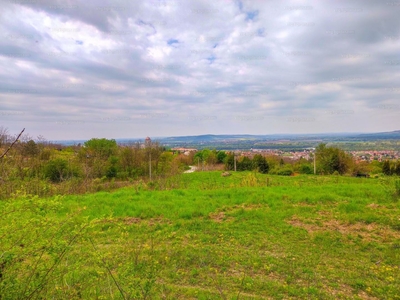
[171,147,400,162]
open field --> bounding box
[1,172,400,299]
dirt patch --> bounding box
[209,212,234,223]
[209,204,268,222]
[122,217,141,225]
[288,216,400,241]
[358,290,379,300]
[367,203,387,210]
[317,210,332,216]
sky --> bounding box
[0,0,399,141]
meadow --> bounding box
[1,171,399,299]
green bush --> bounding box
[106,166,117,178]
[44,158,69,183]
[277,168,293,176]
[298,164,313,174]
[43,159,80,183]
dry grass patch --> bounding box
[288,216,400,242]
[209,211,234,223]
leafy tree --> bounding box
[83,138,117,159]
[224,153,235,170]
[279,158,285,167]
[44,158,69,182]
[253,154,269,174]
[205,150,217,165]
[237,156,252,171]
[106,166,117,178]
[316,143,352,175]
[106,156,119,178]
[194,151,204,163]
[299,164,313,174]
[157,152,174,175]
[382,160,391,175]
[216,151,227,163]
[22,140,39,156]
[395,161,400,176]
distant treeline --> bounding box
[1,127,399,200]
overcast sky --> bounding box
[0,0,399,140]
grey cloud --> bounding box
[0,0,399,139]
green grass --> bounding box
[1,172,400,299]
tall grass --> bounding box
[1,172,399,299]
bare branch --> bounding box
[0,128,25,159]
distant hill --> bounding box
[53,130,400,148]
[350,130,400,140]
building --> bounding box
[171,147,197,155]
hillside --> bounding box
[2,172,399,299]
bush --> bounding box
[44,158,69,183]
[277,168,293,176]
[298,164,313,174]
[253,154,269,174]
[106,166,117,178]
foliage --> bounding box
[276,167,294,176]
[22,140,39,157]
[382,160,392,175]
[44,158,71,183]
[216,150,227,163]
[395,161,400,176]
[237,156,253,171]
[298,164,313,174]
[83,138,117,159]
[252,154,269,174]
[223,153,235,170]
[316,143,352,175]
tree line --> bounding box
[1,127,399,199]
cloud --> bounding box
[0,0,399,140]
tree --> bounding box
[216,151,227,163]
[253,154,269,174]
[299,164,313,174]
[382,160,391,175]
[224,153,235,170]
[206,150,217,165]
[157,152,174,175]
[83,138,117,159]
[44,158,69,182]
[395,161,400,176]
[315,143,352,175]
[237,156,252,171]
[0,128,25,160]
[279,158,285,167]
[22,140,39,157]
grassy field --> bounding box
[1,172,400,299]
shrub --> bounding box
[299,164,313,174]
[253,154,269,174]
[44,158,69,183]
[277,168,293,176]
[106,166,117,178]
